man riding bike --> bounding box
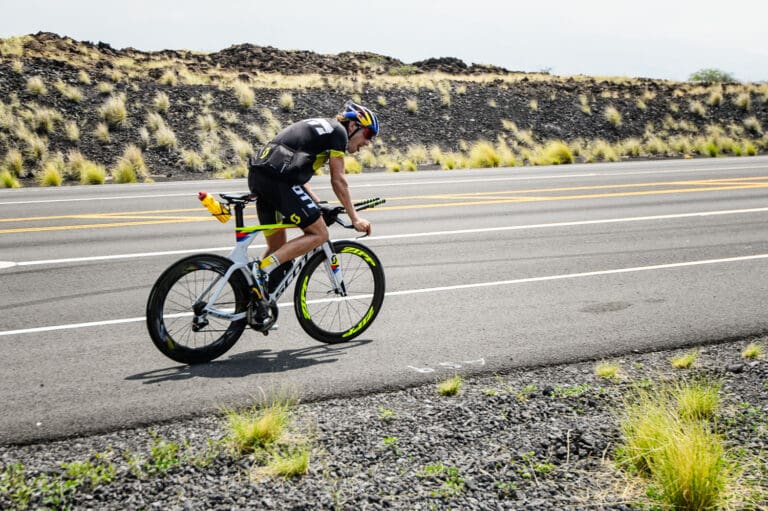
[247,100,379,291]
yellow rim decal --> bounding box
[300,276,311,319]
[342,306,374,338]
[341,246,375,266]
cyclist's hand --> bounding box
[353,217,371,235]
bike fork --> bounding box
[322,242,346,296]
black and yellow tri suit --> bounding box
[248,118,347,228]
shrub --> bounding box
[99,95,127,128]
[153,92,170,112]
[80,161,106,184]
[181,149,205,172]
[388,65,419,76]
[159,70,178,86]
[121,145,148,176]
[279,92,294,111]
[155,126,177,149]
[65,150,87,181]
[3,148,24,176]
[743,116,762,135]
[233,81,255,109]
[689,68,736,83]
[595,361,619,379]
[671,351,698,369]
[538,140,574,165]
[95,82,114,95]
[29,106,62,134]
[0,169,21,188]
[39,160,64,186]
[196,114,218,133]
[112,160,138,183]
[579,94,591,114]
[689,100,707,116]
[26,76,47,95]
[0,36,24,57]
[619,381,729,511]
[468,141,501,168]
[227,400,294,453]
[23,133,48,163]
[741,342,763,359]
[734,92,751,111]
[604,105,623,127]
[438,375,463,396]
[54,80,83,102]
[344,156,362,174]
[77,70,91,84]
[94,122,110,143]
[406,98,418,114]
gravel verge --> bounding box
[2,337,767,510]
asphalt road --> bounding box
[2,156,768,444]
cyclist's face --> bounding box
[347,123,372,153]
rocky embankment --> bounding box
[1,32,766,184]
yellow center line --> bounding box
[2,178,768,234]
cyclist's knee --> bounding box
[303,219,329,246]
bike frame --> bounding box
[197,200,345,323]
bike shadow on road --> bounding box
[126,339,373,385]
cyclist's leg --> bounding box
[263,182,327,265]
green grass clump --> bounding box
[26,76,47,95]
[279,92,294,111]
[1,169,21,188]
[438,375,463,396]
[80,161,107,184]
[154,126,177,149]
[181,149,205,172]
[233,81,255,109]
[153,91,170,112]
[226,400,294,453]
[54,79,83,102]
[344,156,362,174]
[3,148,24,176]
[675,379,721,421]
[261,447,310,479]
[537,140,574,165]
[39,158,64,186]
[468,141,501,168]
[671,351,698,369]
[741,342,763,360]
[743,116,763,136]
[595,361,620,379]
[64,121,80,141]
[619,380,729,510]
[98,95,127,128]
[604,105,623,127]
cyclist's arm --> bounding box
[329,155,371,234]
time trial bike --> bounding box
[146,193,386,364]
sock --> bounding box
[259,254,280,274]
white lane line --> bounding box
[2,252,767,337]
[8,206,768,267]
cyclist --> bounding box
[247,101,379,285]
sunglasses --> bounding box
[352,125,376,140]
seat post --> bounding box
[234,203,245,228]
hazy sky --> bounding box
[1,0,766,82]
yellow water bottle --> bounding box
[198,192,231,223]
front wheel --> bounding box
[294,240,385,343]
[146,254,250,364]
